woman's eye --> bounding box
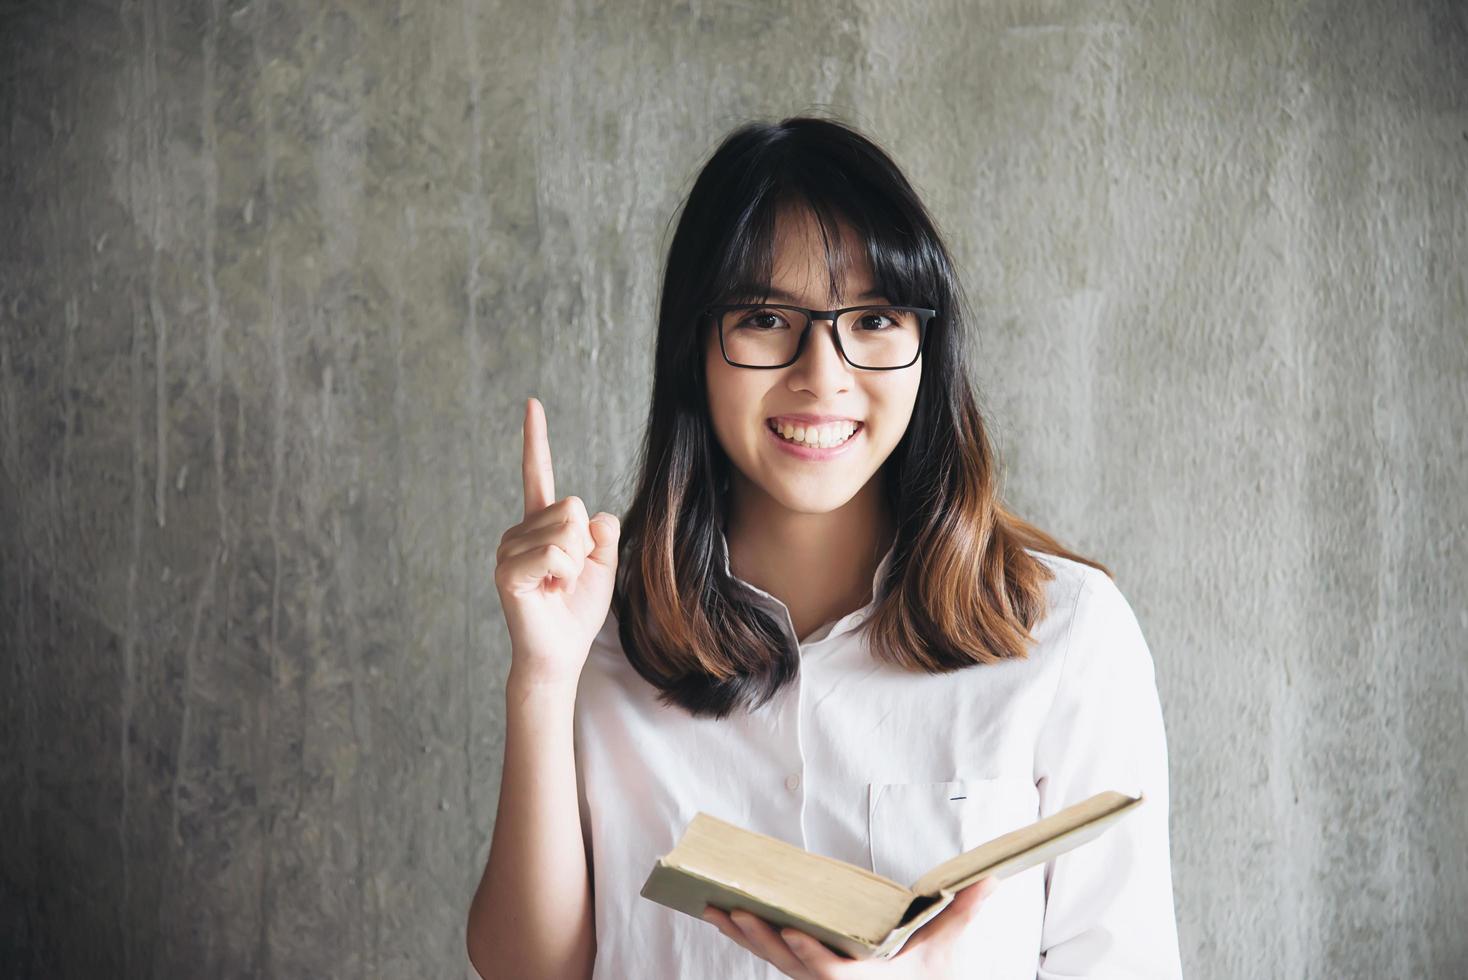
[857,311,896,330]
[739,310,787,330]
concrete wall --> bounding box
[2,0,1464,976]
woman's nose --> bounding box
[788,318,853,385]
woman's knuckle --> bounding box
[559,523,586,552]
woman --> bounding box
[467,116,1182,979]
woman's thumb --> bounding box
[587,512,620,566]
[915,878,998,946]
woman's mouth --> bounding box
[764,418,863,459]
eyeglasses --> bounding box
[704,303,935,370]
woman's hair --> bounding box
[612,114,1111,719]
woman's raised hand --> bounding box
[494,397,621,690]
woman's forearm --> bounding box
[466,668,594,980]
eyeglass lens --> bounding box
[718,306,922,368]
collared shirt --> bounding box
[470,533,1182,979]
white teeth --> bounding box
[770,420,858,448]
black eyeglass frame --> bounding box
[702,303,937,371]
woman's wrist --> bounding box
[505,661,582,709]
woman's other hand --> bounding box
[699,876,1000,978]
[494,396,621,691]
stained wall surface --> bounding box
[2,1,1465,977]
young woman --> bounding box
[467,116,1182,979]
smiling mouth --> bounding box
[765,418,863,449]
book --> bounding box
[639,789,1143,960]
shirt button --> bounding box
[785,773,800,791]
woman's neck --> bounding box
[723,475,894,642]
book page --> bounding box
[910,790,1143,897]
[666,812,912,942]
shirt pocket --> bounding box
[866,776,1041,890]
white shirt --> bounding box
[471,533,1182,979]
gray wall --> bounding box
[2,0,1464,977]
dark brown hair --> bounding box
[612,114,1111,719]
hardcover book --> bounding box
[640,789,1143,960]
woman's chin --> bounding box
[759,477,866,516]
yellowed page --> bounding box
[661,812,913,945]
[910,790,1144,897]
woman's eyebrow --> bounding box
[731,283,888,304]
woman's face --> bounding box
[704,206,922,517]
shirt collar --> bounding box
[715,526,896,644]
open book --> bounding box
[640,789,1142,960]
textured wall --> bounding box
[2,0,1465,977]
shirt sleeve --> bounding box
[1032,568,1183,979]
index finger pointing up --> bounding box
[522,396,555,519]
